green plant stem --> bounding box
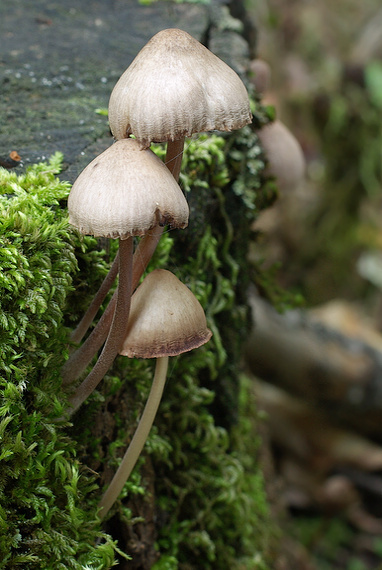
[66,237,133,415]
[61,226,163,386]
[98,356,169,519]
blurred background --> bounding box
[243,0,382,568]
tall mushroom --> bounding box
[108,27,253,177]
[64,139,189,414]
[70,28,252,352]
[98,269,212,519]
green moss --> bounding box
[150,367,272,569]
[1,110,276,568]
[0,155,124,568]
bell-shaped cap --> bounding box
[120,269,212,358]
[68,138,189,238]
[108,28,252,147]
[249,59,271,95]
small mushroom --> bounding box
[98,269,212,518]
[68,138,188,239]
[108,27,252,147]
[64,140,189,414]
[109,27,252,182]
[257,119,306,193]
[248,58,271,95]
[119,269,211,359]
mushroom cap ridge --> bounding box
[109,28,252,147]
[68,138,189,238]
[120,269,212,358]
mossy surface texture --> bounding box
[0,115,274,568]
[0,155,123,568]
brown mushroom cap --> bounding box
[68,138,189,238]
[248,59,271,95]
[108,28,252,147]
[120,269,212,358]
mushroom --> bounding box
[109,27,252,146]
[97,269,212,518]
[108,27,252,180]
[64,139,189,414]
[68,28,252,364]
[67,138,188,239]
[257,119,306,193]
[248,58,271,95]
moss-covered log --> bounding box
[0,106,277,568]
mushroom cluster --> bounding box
[63,28,252,517]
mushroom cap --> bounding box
[68,138,189,238]
[108,28,252,147]
[257,120,306,193]
[120,269,212,358]
[248,59,271,95]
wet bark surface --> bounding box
[0,0,251,182]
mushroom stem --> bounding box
[66,237,133,415]
[70,250,120,346]
[165,137,184,182]
[61,226,163,386]
[98,356,169,519]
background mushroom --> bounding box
[257,119,306,194]
[248,58,271,95]
[98,268,212,518]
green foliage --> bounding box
[253,261,305,313]
[364,61,382,109]
[295,60,382,303]
[0,155,123,569]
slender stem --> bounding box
[61,226,164,386]
[70,251,120,345]
[62,137,184,387]
[165,138,184,182]
[98,356,169,519]
[62,293,116,387]
[66,237,133,416]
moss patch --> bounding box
[0,155,125,568]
